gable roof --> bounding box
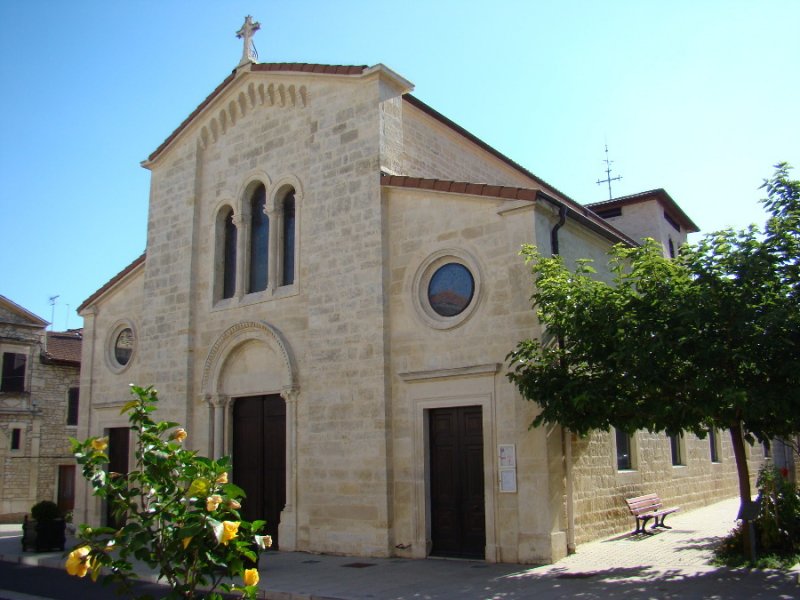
[402,94,571,201]
[587,189,699,233]
[43,330,82,366]
[0,294,48,328]
[77,253,146,314]
[380,173,637,246]
[145,62,369,164]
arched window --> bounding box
[281,190,296,286]
[248,184,269,293]
[222,208,237,299]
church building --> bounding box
[75,18,764,563]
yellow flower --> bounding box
[206,494,223,512]
[182,536,192,549]
[90,437,108,452]
[172,428,187,442]
[66,546,92,577]
[243,568,260,587]
[216,472,228,484]
[221,521,239,545]
[227,499,241,510]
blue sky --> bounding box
[1,1,798,328]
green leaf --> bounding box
[221,483,246,499]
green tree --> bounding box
[68,385,271,599]
[507,164,800,516]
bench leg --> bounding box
[652,514,673,530]
[634,516,654,535]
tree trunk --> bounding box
[729,421,752,510]
[729,422,755,560]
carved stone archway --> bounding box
[201,320,299,550]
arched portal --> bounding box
[201,321,298,550]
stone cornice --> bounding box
[398,363,501,382]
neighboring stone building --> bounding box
[75,19,767,563]
[0,295,81,518]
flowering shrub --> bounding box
[755,464,800,554]
[69,385,271,599]
[714,464,800,569]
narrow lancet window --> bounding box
[223,208,237,299]
[281,191,296,286]
[248,184,269,293]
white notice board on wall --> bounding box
[498,444,517,492]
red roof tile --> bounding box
[44,330,82,365]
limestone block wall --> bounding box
[400,101,542,188]
[384,187,619,563]
[76,269,145,524]
[600,200,687,257]
[142,69,396,556]
[30,360,80,507]
[570,428,766,544]
[0,321,78,515]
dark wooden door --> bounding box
[429,406,485,558]
[232,395,286,548]
[57,465,75,514]
[106,427,129,528]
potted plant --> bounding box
[22,500,66,552]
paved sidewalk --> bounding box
[1,497,798,599]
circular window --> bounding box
[413,249,482,330]
[427,263,474,317]
[114,328,135,366]
[107,321,137,373]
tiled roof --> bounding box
[380,173,637,246]
[77,253,145,313]
[44,330,82,365]
[587,189,699,233]
[252,63,366,75]
[380,174,539,201]
[146,63,368,163]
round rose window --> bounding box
[427,263,475,317]
[114,328,135,366]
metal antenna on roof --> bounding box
[596,144,622,200]
[48,295,59,332]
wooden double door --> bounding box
[429,406,486,559]
[232,395,286,548]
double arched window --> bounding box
[216,182,298,303]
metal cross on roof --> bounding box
[236,15,261,66]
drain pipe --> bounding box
[547,200,576,555]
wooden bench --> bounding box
[625,493,680,535]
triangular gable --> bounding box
[0,295,48,329]
[77,253,145,314]
[141,62,411,168]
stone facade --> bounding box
[0,295,80,517]
[76,54,766,564]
